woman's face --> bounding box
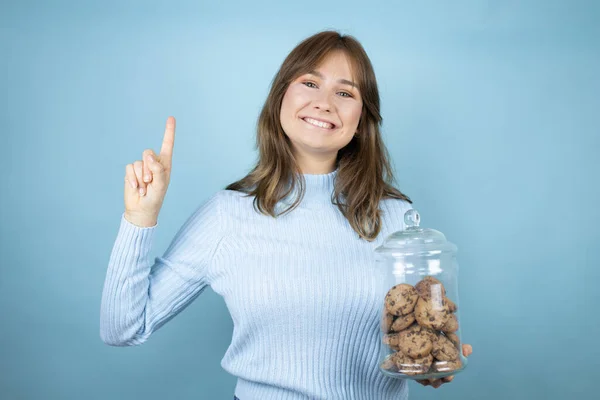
[280,50,363,174]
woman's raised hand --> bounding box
[123,116,176,227]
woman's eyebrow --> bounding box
[307,70,357,89]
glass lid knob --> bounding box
[404,209,420,228]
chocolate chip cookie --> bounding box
[445,296,457,313]
[443,332,460,348]
[382,332,402,351]
[431,333,460,361]
[397,323,434,358]
[431,358,463,373]
[440,314,459,333]
[385,284,419,316]
[381,311,394,333]
[380,353,400,372]
[415,276,446,300]
[394,352,434,376]
[414,297,451,330]
[390,313,415,332]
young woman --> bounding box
[100,30,473,399]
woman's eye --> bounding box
[302,81,353,98]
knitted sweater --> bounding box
[100,169,412,400]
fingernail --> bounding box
[144,175,151,182]
[148,154,155,163]
[130,180,137,189]
[139,187,145,196]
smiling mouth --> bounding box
[301,117,336,130]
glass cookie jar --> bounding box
[375,209,467,380]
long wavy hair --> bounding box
[225,30,412,242]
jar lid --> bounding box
[375,209,457,255]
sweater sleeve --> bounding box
[99,192,224,346]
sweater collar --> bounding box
[301,168,338,203]
[281,168,338,206]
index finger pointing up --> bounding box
[160,116,176,165]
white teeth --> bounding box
[303,117,333,129]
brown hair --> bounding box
[225,30,412,241]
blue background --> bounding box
[2,1,598,399]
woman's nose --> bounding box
[312,91,334,112]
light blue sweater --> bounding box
[100,169,412,399]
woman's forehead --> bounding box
[298,51,360,84]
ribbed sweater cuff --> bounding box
[115,212,157,263]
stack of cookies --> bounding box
[379,276,462,376]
